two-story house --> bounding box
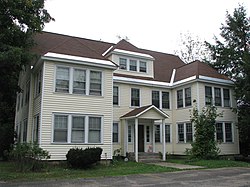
[15,32,239,161]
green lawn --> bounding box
[0,161,178,182]
[167,159,250,168]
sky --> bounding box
[44,0,249,54]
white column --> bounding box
[135,118,138,162]
[162,119,166,161]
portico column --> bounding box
[162,119,166,161]
[135,118,138,162]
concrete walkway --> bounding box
[147,161,205,169]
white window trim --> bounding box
[119,57,148,73]
[113,85,120,106]
[151,90,170,109]
[215,121,234,143]
[54,65,103,96]
[176,87,192,109]
[127,124,134,143]
[165,124,172,143]
[205,86,232,107]
[52,113,103,144]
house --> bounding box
[15,32,239,161]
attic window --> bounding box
[139,61,147,72]
[119,58,127,70]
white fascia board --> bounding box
[137,106,169,119]
[198,75,234,85]
[42,52,117,69]
[171,76,197,87]
[113,76,171,88]
[113,49,154,60]
[102,46,113,56]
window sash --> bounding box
[178,124,184,142]
[216,123,223,142]
[73,69,86,94]
[88,117,101,143]
[131,88,140,106]
[113,123,119,143]
[214,87,222,106]
[152,91,160,108]
[162,92,170,109]
[185,88,191,107]
[113,86,119,105]
[54,115,68,142]
[128,125,132,142]
[165,125,171,143]
[129,59,137,71]
[71,116,85,143]
[119,58,127,70]
[155,125,160,142]
[205,86,212,105]
[177,90,183,108]
[223,89,230,107]
[89,71,102,96]
[225,123,232,142]
[56,67,70,93]
[185,123,193,142]
[139,61,147,72]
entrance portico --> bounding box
[120,105,169,162]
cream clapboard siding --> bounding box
[198,82,239,155]
[40,61,113,160]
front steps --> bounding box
[128,152,162,163]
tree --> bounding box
[174,32,210,63]
[0,0,54,159]
[188,104,222,159]
[206,5,250,156]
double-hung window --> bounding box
[113,123,119,143]
[216,122,233,143]
[185,88,191,107]
[119,58,127,70]
[131,88,140,107]
[71,116,85,143]
[205,86,212,105]
[177,90,183,108]
[223,89,230,107]
[113,86,119,105]
[177,123,193,143]
[88,117,102,143]
[139,61,147,72]
[152,91,160,108]
[162,92,170,109]
[214,87,222,106]
[54,115,68,142]
[155,125,161,143]
[56,67,70,93]
[129,59,137,71]
[33,115,40,143]
[90,71,102,96]
[165,124,171,143]
[73,69,86,94]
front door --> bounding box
[138,125,144,152]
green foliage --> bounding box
[66,147,103,169]
[206,5,250,155]
[0,0,53,158]
[9,142,50,172]
[188,105,222,159]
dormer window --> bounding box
[129,59,137,71]
[119,58,127,70]
[139,61,147,72]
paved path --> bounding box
[147,161,204,169]
[2,167,250,187]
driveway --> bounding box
[2,167,250,187]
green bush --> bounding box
[9,142,50,172]
[66,147,102,169]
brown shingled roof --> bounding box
[174,60,230,82]
[32,32,229,84]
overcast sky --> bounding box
[44,0,249,54]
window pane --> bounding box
[225,123,232,142]
[186,123,193,142]
[177,90,183,108]
[90,71,102,96]
[113,123,118,143]
[223,89,230,107]
[162,92,170,109]
[129,59,137,71]
[88,117,101,143]
[178,124,184,142]
[152,91,160,108]
[54,115,68,142]
[216,123,223,142]
[155,125,160,142]
[146,126,150,142]
[214,88,222,106]
[185,87,191,107]
[72,116,85,143]
[56,67,69,93]
[165,125,170,143]
[128,125,132,142]
[139,61,147,72]
[119,58,127,70]
[113,86,119,105]
[131,88,140,106]
[73,69,86,94]
[205,86,212,105]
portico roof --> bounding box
[120,105,169,120]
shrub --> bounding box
[9,142,50,172]
[66,147,102,169]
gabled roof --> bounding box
[174,60,230,82]
[120,105,169,119]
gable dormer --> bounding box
[104,40,155,78]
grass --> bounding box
[1,159,249,182]
[167,158,250,168]
[0,161,178,182]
